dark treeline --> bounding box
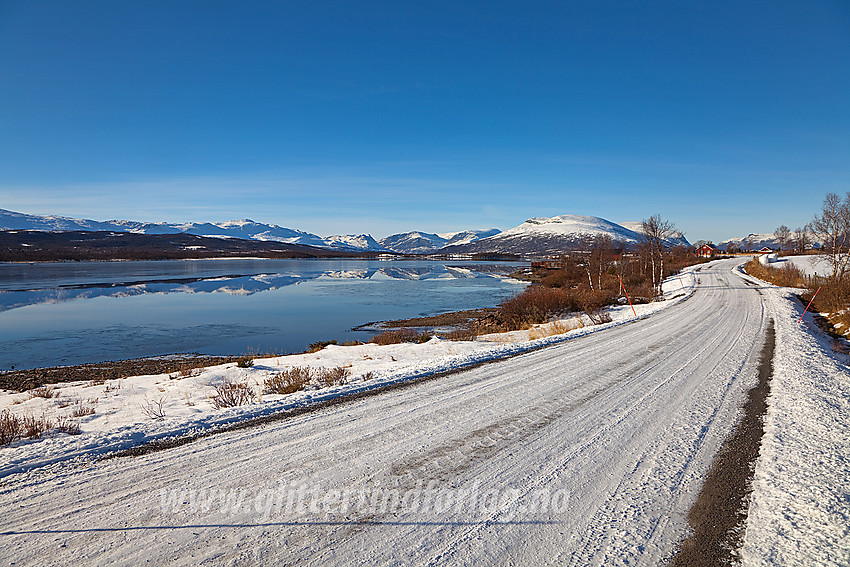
[0,230,370,261]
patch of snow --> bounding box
[779,255,829,278]
[736,267,850,566]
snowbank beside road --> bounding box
[737,268,850,566]
[0,269,698,480]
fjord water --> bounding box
[0,259,527,370]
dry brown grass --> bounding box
[29,386,56,399]
[809,285,850,335]
[0,410,81,446]
[370,328,432,345]
[744,258,810,288]
[528,318,584,340]
[746,258,850,336]
[440,326,478,341]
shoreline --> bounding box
[0,355,240,392]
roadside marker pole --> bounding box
[618,275,637,317]
[798,287,821,323]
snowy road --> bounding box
[0,259,769,566]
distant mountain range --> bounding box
[0,209,501,254]
[377,229,502,254]
[0,209,691,257]
[716,233,780,251]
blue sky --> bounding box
[1,1,848,242]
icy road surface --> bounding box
[0,259,769,565]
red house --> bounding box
[696,244,718,258]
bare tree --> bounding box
[579,236,615,291]
[793,225,810,254]
[590,235,614,291]
[810,192,850,280]
[640,214,677,297]
[774,224,790,252]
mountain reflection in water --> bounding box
[0,263,519,313]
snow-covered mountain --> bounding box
[0,209,492,254]
[0,209,331,246]
[323,234,388,252]
[619,221,691,248]
[717,233,779,251]
[377,232,447,254]
[377,229,500,254]
[440,229,502,247]
[443,214,688,255]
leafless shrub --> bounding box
[71,398,97,417]
[308,340,337,353]
[0,410,23,445]
[141,397,167,419]
[211,381,256,409]
[0,411,81,446]
[29,386,56,399]
[441,326,478,341]
[171,364,203,380]
[370,328,432,345]
[315,366,350,388]
[236,356,254,368]
[55,417,81,436]
[496,286,585,330]
[263,367,313,395]
[21,414,52,439]
[361,371,375,381]
[0,412,52,443]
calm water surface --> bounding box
[0,259,527,370]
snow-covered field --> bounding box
[779,254,829,277]
[737,265,850,566]
[0,271,697,479]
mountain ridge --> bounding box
[0,209,501,254]
[443,214,691,255]
[0,209,692,256]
